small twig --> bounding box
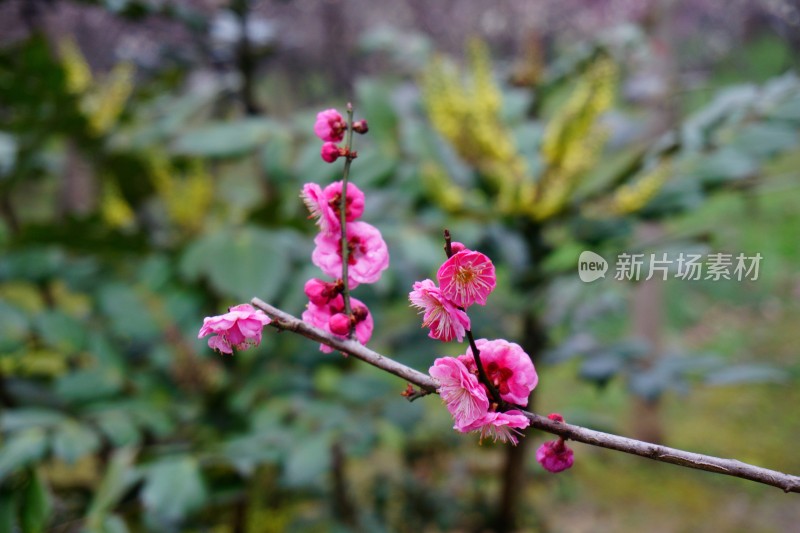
[250,297,800,495]
[340,103,356,337]
[442,229,504,406]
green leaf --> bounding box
[141,457,207,524]
[34,311,87,353]
[0,428,48,481]
[56,368,123,403]
[0,489,16,533]
[51,421,100,464]
[87,448,140,524]
[20,469,51,533]
[171,118,277,157]
[93,411,141,447]
[688,149,758,186]
[706,364,788,386]
[97,284,160,341]
[179,227,290,302]
[728,123,799,158]
[282,433,331,488]
[355,78,399,151]
[0,301,29,352]
[1,409,65,432]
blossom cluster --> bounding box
[410,244,536,445]
[301,108,388,352]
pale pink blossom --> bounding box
[536,439,575,473]
[429,357,489,430]
[300,181,365,235]
[198,304,271,355]
[459,338,537,406]
[409,279,470,342]
[437,249,496,307]
[314,108,346,142]
[460,410,530,445]
[302,296,373,353]
[321,142,342,163]
[312,221,389,286]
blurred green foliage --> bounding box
[0,9,799,532]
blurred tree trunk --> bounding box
[495,221,549,533]
[630,0,679,444]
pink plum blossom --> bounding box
[314,108,346,142]
[437,249,496,308]
[536,439,575,473]
[312,221,389,286]
[302,296,373,353]
[429,357,489,430]
[409,279,470,342]
[301,181,365,235]
[459,338,537,407]
[460,410,530,445]
[198,304,272,355]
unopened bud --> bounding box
[329,313,351,335]
[352,120,369,134]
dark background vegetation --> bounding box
[1,0,799,531]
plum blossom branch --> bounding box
[250,297,800,495]
[339,103,356,336]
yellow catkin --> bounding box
[530,55,618,220]
[610,160,672,215]
[100,180,136,229]
[150,154,213,232]
[422,40,528,214]
[85,62,135,135]
[59,37,92,95]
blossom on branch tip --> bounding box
[314,108,346,142]
[536,439,574,473]
[459,338,537,406]
[198,304,271,355]
[460,410,530,445]
[429,357,489,430]
[437,248,496,307]
[409,279,470,342]
[301,181,365,235]
[312,221,389,286]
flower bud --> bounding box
[304,278,340,306]
[352,119,369,134]
[329,313,352,335]
[536,439,574,473]
[321,142,341,163]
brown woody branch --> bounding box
[251,297,800,495]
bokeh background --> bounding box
[1,0,800,531]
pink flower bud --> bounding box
[304,278,340,306]
[548,413,565,423]
[321,142,341,163]
[450,241,466,254]
[352,119,369,134]
[314,108,346,142]
[329,313,351,335]
[536,439,575,473]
